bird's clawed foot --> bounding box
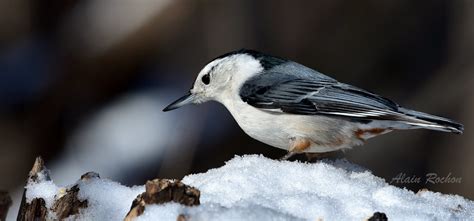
[280,137,312,161]
[279,152,297,161]
[280,151,338,162]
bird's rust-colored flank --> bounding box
[289,137,311,153]
[355,128,386,140]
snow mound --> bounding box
[181,155,474,221]
[25,155,474,221]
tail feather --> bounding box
[398,108,464,134]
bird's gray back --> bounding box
[268,61,337,82]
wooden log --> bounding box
[176,214,187,221]
[50,172,96,219]
[17,157,50,221]
[18,157,199,221]
[16,197,47,221]
[124,179,200,221]
[367,212,388,221]
[51,185,88,220]
[17,157,97,220]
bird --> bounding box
[163,49,464,160]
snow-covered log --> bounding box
[18,155,474,221]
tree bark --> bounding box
[124,179,200,221]
[17,157,50,221]
[17,157,88,221]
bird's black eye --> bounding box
[201,74,210,85]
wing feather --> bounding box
[239,72,403,120]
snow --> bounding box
[75,177,145,220]
[25,170,59,209]
[24,155,474,221]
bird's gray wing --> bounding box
[239,72,403,121]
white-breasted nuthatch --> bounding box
[163,49,463,159]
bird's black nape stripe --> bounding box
[211,49,287,70]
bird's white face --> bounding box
[163,53,263,111]
[192,54,263,102]
[190,57,232,103]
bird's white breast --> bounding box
[218,91,363,153]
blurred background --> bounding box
[0,0,473,217]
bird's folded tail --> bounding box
[397,107,464,134]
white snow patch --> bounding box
[24,155,474,221]
[25,180,59,209]
[75,178,145,221]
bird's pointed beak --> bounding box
[163,92,196,112]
